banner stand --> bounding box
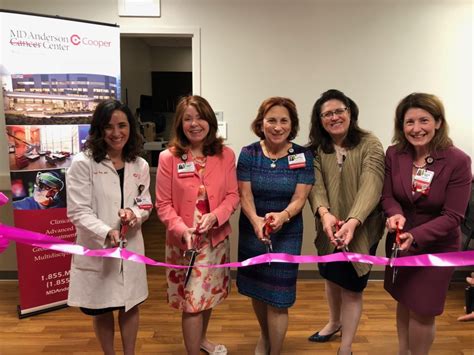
[1,9,120,317]
[17,304,68,319]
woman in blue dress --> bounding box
[236,97,315,354]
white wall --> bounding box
[0,0,472,271]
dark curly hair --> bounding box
[308,89,367,154]
[84,99,143,163]
[168,95,224,157]
[393,92,452,151]
[251,97,299,141]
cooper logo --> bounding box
[70,34,81,46]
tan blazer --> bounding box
[308,133,385,276]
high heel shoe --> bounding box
[308,326,342,342]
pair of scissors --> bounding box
[118,223,128,273]
[333,220,349,252]
[389,225,402,284]
[262,217,274,265]
[183,224,202,288]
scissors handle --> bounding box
[263,216,274,237]
[119,224,128,249]
[333,220,349,252]
[395,224,401,246]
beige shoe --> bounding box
[200,343,228,355]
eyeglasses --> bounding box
[320,107,348,119]
[35,182,57,192]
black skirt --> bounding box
[318,242,378,292]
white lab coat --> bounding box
[66,152,151,311]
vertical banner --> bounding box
[0,10,120,317]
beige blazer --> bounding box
[66,152,151,311]
[308,133,385,276]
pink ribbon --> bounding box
[1,222,473,269]
[1,192,474,269]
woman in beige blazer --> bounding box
[307,90,385,355]
[67,99,152,355]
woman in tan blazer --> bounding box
[307,89,385,355]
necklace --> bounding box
[413,162,427,169]
[262,141,292,169]
[270,157,278,169]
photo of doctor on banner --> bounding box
[12,170,66,210]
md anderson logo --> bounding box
[9,29,112,51]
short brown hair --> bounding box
[168,95,224,157]
[393,93,452,151]
[251,97,299,140]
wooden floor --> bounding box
[0,215,473,354]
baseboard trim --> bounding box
[0,271,18,280]
[2,270,470,282]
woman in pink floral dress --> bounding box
[156,95,239,355]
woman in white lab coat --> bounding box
[67,99,152,355]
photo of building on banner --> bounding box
[0,9,120,317]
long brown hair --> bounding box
[393,93,452,151]
[168,95,224,157]
[84,99,143,163]
[308,89,367,154]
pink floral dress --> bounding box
[166,156,231,313]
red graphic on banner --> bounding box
[14,208,76,314]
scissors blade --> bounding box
[118,224,128,273]
[266,240,273,266]
[390,244,400,283]
[184,249,198,287]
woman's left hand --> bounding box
[119,208,137,227]
[334,218,359,249]
[198,213,218,233]
[398,232,414,251]
[264,212,287,234]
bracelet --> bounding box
[283,209,291,222]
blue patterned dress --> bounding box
[236,142,315,308]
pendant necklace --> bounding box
[270,158,278,169]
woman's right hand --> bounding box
[321,212,338,244]
[182,227,196,250]
[107,229,121,246]
[386,214,406,232]
[252,217,267,242]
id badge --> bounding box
[288,153,306,169]
[413,169,434,195]
[134,196,153,210]
[177,162,195,178]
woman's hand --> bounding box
[321,212,339,244]
[334,218,359,249]
[182,227,196,250]
[398,232,414,251]
[198,213,218,233]
[119,208,137,228]
[107,229,122,246]
[264,211,287,234]
[386,214,406,232]
[252,216,267,242]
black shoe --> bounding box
[308,326,342,342]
